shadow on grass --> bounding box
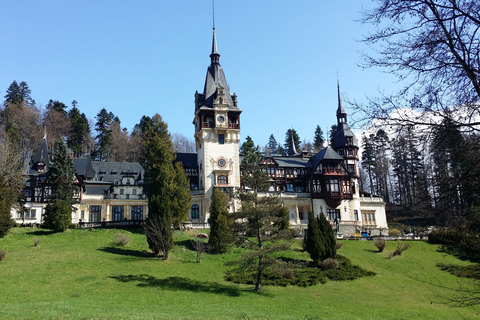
[98,247,153,258]
[110,274,243,297]
[27,230,56,236]
[363,248,379,253]
[174,240,196,251]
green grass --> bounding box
[1,227,479,319]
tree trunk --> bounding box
[255,254,263,292]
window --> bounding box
[190,182,198,190]
[299,212,304,220]
[132,189,137,195]
[313,180,321,193]
[325,179,339,192]
[23,189,32,201]
[354,210,359,221]
[37,162,45,173]
[218,134,224,144]
[286,183,294,192]
[342,181,351,194]
[23,209,36,219]
[217,175,228,185]
[348,164,355,174]
[89,206,102,222]
[363,213,367,221]
[120,189,124,195]
[131,206,143,220]
[112,206,124,221]
[17,211,24,219]
[295,186,304,192]
[81,210,85,220]
[191,204,199,219]
[327,209,340,221]
[347,149,353,155]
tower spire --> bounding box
[210,0,220,65]
[336,79,347,124]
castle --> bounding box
[14,28,388,236]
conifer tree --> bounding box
[141,114,176,259]
[267,134,279,153]
[231,139,291,292]
[305,211,324,267]
[283,129,300,155]
[43,139,79,231]
[171,161,191,229]
[313,125,324,151]
[318,212,336,260]
[208,188,234,253]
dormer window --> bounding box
[37,162,45,173]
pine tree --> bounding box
[4,81,33,106]
[313,125,325,151]
[283,129,300,155]
[141,114,176,259]
[208,188,234,253]
[67,106,90,157]
[232,139,291,292]
[43,139,79,231]
[267,134,278,153]
[47,139,79,208]
[92,108,115,161]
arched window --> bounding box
[191,204,199,219]
[217,175,228,185]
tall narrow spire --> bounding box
[210,0,220,66]
[337,79,346,117]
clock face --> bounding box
[218,159,226,167]
[217,115,225,123]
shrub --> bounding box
[33,238,42,247]
[112,233,131,247]
[336,241,343,249]
[373,238,386,252]
[321,258,339,270]
[43,200,71,232]
[391,241,410,257]
[0,250,6,261]
[389,228,402,236]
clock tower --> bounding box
[193,27,242,220]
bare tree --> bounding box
[356,0,480,132]
[171,132,196,153]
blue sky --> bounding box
[0,0,398,148]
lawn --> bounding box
[0,227,479,319]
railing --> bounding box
[78,220,144,229]
[228,123,239,129]
[324,168,343,174]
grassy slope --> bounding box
[0,227,479,319]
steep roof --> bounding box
[28,136,50,175]
[199,29,238,110]
[309,146,344,171]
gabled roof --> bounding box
[309,146,344,172]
